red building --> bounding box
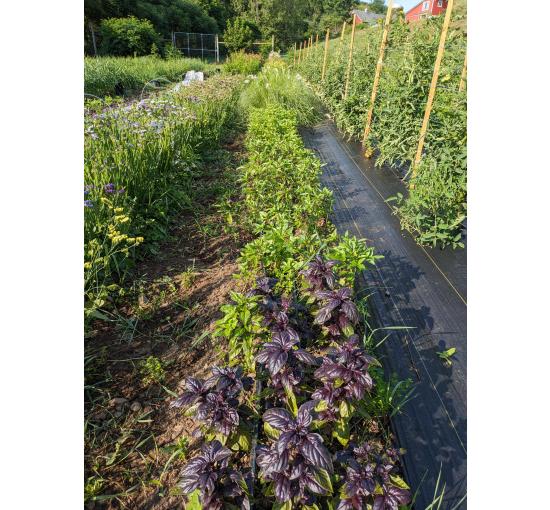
[405,0,448,22]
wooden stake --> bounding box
[321,29,330,81]
[344,20,357,100]
[271,34,275,52]
[412,0,455,177]
[458,53,467,92]
[293,42,296,66]
[298,41,302,63]
[309,36,313,57]
[315,33,319,55]
[362,0,394,147]
[341,21,347,42]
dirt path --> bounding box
[302,121,467,509]
[84,137,248,509]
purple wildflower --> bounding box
[104,183,116,194]
[84,200,94,208]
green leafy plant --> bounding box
[213,292,265,372]
[99,16,160,57]
[437,347,457,367]
[223,16,259,54]
[224,51,262,75]
[140,355,166,385]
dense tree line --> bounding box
[85,0,358,55]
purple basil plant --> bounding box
[313,287,359,337]
[179,440,250,510]
[336,442,411,510]
[301,255,339,292]
[257,401,334,505]
[256,331,317,400]
[312,336,377,422]
[171,366,251,436]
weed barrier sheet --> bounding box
[301,121,466,509]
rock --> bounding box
[114,410,123,418]
[130,401,142,412]
[110,397,128,406]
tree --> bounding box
[366,0,387,14]
[223,16,259,53]
[99,16,160,56]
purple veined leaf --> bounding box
[341,300,359,324]
[336,287,353,300]
[276,430,298,453]
[170,391,199,408]
[314,360,346,380]
[304,473,328,495]
[198,471,217,494]
[263,407,293,430]
[300,433,333,472]
[273,473,292,502]
[268,349,288,376]
[314,304,335,325]
[274,330,299,350]
[314,290,335,301]
[289,456,305,480]
[181,456,207,478]
[293,348,317,365]
[179,473,200,494]
[296,400,317,428]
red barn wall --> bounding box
[405,0,448,22]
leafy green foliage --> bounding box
[214,292,265,372]
[84,75,241,316]
[298,17,467,249]
[99,16,160,56]
[224,50,262,75]
[240,69,322,126]
[223,16,259,53]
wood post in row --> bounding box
[362,0,394,146]
[343,20,357,100]
[321,29,330,81]
[411,0,455,179]
[459,53,467,93]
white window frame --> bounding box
[437,0,443,7]
[422,1,430,11]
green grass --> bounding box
[239,66,322,126]
[84,55,218,97]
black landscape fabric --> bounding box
[301,121,467,510]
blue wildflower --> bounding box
[84,200,94,208]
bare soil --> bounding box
[85,136,248,509]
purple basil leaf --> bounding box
[300,433,333,472]
[263,407,293,430]
[293,349,317,365]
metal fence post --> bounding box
[89,22,98,57]
[411,0,455,179]
[362,0,394,148]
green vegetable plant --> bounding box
[213,292,265,373]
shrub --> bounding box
[99,16,160,57]
[224,51,262,75]
[223,16,259,53]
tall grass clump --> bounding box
[84,55,216,97]
[84,75,242,317]
[239,67,322,126]
[223,51,263,75]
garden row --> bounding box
[172,102,413,509]
[84,74,242,319]
[296,17,467,249]
[85,52,263,98]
